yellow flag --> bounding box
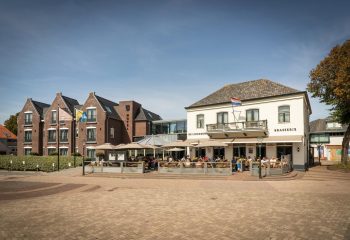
[75,109,83,123]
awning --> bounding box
[232,135,303,144]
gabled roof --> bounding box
[94,94,121,120]
[0,124,16,139]
[31,99,50,117]
[186,79,304,109]
[310,118,348,133]
[61,95,79,114]
[135,107,162,121]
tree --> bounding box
[4,113,19,135]
[307,39,350,164]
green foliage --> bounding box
[308,39,350,164]
[30,152,40,156]
[72,152,82,157]
[307,39,350,124]
[0,155,83,172]
[4,113,19,135]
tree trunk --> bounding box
[341,125,350,164]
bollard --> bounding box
[52,162,55,172]
[9,160,12,171]
[68,162,71,168]
[36,164,39,172]
[22,161,26,171]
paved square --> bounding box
[0,167,350,240]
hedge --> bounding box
[0,155,83,172]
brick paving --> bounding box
[0,166,349,240]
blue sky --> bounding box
[0,0,349,124]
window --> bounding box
[278,105,290,123]
[48,148,56,155]
[105,106,112,113]
[51,111,57,124]
[110,128,114,139]
[87,108,97,122]
[24,130,32,143]
[24,113,32,125]
[48,130,56,142]
[24,148,32,155]
[60,129,68,142]
[246,109,259,122]
[196,114,204,128]
[59,148,68,156]
[217,112,228,125]
[87,149,96,160]
[87,128,96,142]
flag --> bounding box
[59,108,73,121]
[231,97,242,106]
[75,109,85,123]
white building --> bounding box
[310,117,349,161]
[185,79,312,171]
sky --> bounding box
[0,0,349,124]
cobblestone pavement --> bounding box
[0,167,349,240]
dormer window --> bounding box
[105,106,112,113]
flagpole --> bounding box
[57,104,60,171]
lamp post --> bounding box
[257,137,263,179]
[82,143,86,176]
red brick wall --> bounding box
[17,99,44,156]
[117,101,141,143]
[134,121,148,137]
[43,93,74,156]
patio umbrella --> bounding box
[196,140,228,148]
[93,143,118,150]
[166,147,186,152]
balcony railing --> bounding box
[207,120,268,132]
[48,138,56,143]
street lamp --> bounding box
[82,143,86,176]
[257,137,263,179]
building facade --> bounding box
[310,117,349,161]
[43,93,79,156]
[0,124,17,155]
[186,79,312,171]
[17,98,50,156]
[17,92,161,159]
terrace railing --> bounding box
[83,161,144,174]
[206,120,267,132]
[158,161,232,176]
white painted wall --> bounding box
[187,94,308,139]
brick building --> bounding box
[17,92,161,158]
[43,93,79,156]
[17,98,50,156]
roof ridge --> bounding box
[95,95,118,106]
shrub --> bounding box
[72,152,82,157]
[30,152,40,156]
[0,155,83,172]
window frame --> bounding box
[86,108,97,123]
[278,105,290,123]
[51,110,57,124]
[216,112,229,124]
[246,109,259,122]
[86,127,96,142]
[196,114,204,129]
[24,130,32,143]
[24,112,33,125]
[48,129,57,143]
